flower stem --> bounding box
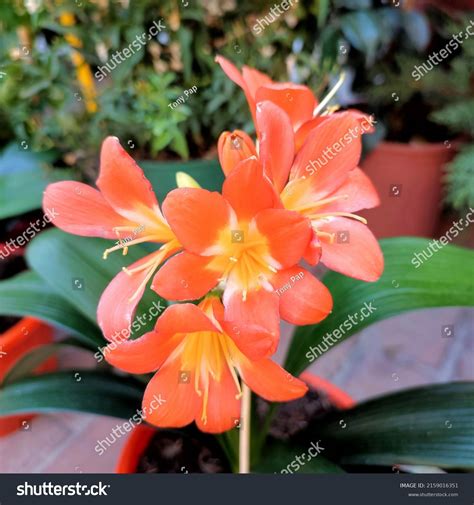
[238,383,251,473]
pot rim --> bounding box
[115,372,354,473]
[370,139,461,155]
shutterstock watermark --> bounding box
[252,0,299,36]
[278,440,325,474]
[17,482,110,497]
[94,299,165,363]
[412,19,474,81]
[94,20,166,82]
[0,208,58,260]
[305,115,376,176]
[411,208,474,268]
[306,301,377,363]
[94,394,166,455]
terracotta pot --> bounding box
[115,373,354,473]
[0,317,56,437]
[359,141,454,238]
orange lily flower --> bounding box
[219,103,383,282]
[152,158,333,331]
[215,55,319,148]
[43,137,181,340]
[104,298,308,433]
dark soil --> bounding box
[137,427,231,473]
[137,387,337,473]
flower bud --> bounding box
[217,130,257,176]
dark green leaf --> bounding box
[256,441,345,474]
[0,271,102,348]
[2,340,84,385]
[26,229,166,335]
[0,143,70,218]
[285,238,474,376]
[0,371,143,420]
[318,382,474,469]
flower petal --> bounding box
[96,137,162,228]
[256,101,295,193]
[317,217,384,281]
[255,209,312,267]
[143,359,200,429]
[256,83,317,131]
[97,250,171,341]
[162,188,231,254]
[294,116,329,151]
[271,267,333,325]
[290,113,363,198]
[195,364,241,433]
[103,303,217,374]
[241,65,273,100]
[222,157,280,221]
[239,358,308,402]
[215,56,257,121]
[43,181,136,239]
[318,167,380,213]
[152,252,221,301]
[303,230,322,265]
[207,297,275,360]
[103,331,166,374]
[223,288,280,351]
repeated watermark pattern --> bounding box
[411,208,474,268]
[94,20,166,82]
[412,19,474,81]
[168,85,198,109]
[94,394,166,455]
[94,300,165,363]
[278,440,325,474]
[306,301,377,363]
[252,0,299,36]
[305,115,376,176]
[0,208,58,260]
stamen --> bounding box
[315,230,336,243]
[201,383,209,424]
[314,72,346,117]
[245,249,272,273]
[309,211,368,225]
[102,235,160,260]
[292,194,349,213]
[220,338,242,399]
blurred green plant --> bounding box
[360,11,474,210]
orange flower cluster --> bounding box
[43,58,383,433]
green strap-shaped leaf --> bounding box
[0,371,143,420]
[256,441,345,474]
[285,238,474,376]
[0,271,102,348]
[0,142,73,219]
[2,340,84,385]
[26,229,166,335]
[317,382,474,469]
